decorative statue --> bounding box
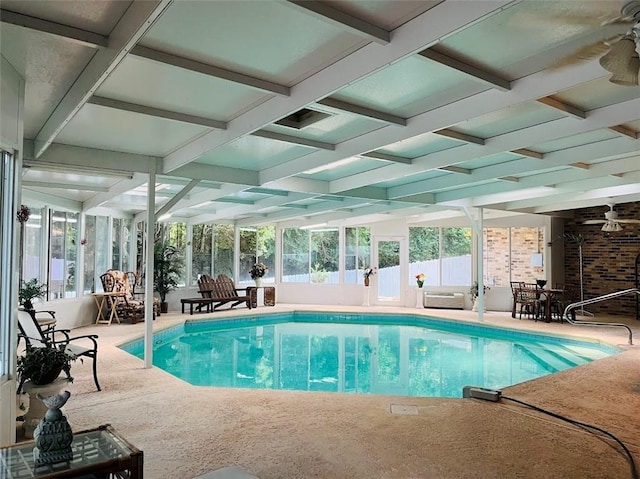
[33,390,74,467]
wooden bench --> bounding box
[197,274,251,310]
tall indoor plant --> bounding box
[19,278,47,311]
[153,242,184,313]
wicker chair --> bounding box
[100,270,157,323]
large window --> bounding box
[282,227,339,283]
[345,227,370,284]
[192,224,212,283]
[213,224,234,278]
[483,227,544,286]
[408,227,471,286]
[239,226,275,284]
[111,218,132,272]
[157,222,187,286]
[49,210,78,299]
[22,206,42,282]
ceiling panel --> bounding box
[0,24,95,138]
[454,102,565,139]
[323,0,442,30]
[332,56,475,117]
[1,0,130,35]
[375,169,446,188]
[96,56,271,122]
[140,0,367,85]
[56,103,210,156]
[377,132,462,158]
[534,129,621,154]
[195,136,315,171]
[455,152,523,170]
[554,77,640,111]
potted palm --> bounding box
[153,242,184,313]
[19,278,47,311]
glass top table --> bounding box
[0,424,143,478]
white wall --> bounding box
[0,54,24,446]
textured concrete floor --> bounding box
[18,306,640,479]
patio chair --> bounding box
[17,309,100,392]
[100,270,157,323]
[516,285,542,320]
[212,274,251,310]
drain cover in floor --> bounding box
[390,404,419,415]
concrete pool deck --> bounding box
[18,305,640,478]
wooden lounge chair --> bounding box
[212,274,251,310]
[17,309,100,392]
[197,274,251,310]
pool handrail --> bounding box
[563,288,638,345]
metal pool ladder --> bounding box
[563,288,639,345]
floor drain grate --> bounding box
[390,404,419,415]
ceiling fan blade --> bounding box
[617,219,640,223]
[550,40,614,69]
[583,220,606,224]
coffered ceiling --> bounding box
[2,0,639,228]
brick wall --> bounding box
[562,202,640,316]
[483,227,544,286]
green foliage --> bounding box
[443,227,472,257]
[153,241,184,302]
[469,281,490,300]
[19,278,47,309]
[17,339,76,385]
[409,227,439,262]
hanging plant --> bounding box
[16,204,30,224]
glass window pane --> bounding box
[213,224,234,278]
[191,224,212,284]
[112,218,122,270]
[84,216,96,293]
[239,227,257,283]
[408,227,439,287]
[310,229,339,284]
[65,212,78,298]
[282,228,309,283]
[345,227,370,284]
[23,206,42,282]
[257,226,275,283]
[442,227,471,286]
[122,219,132,272]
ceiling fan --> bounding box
[552,0,640,86]
[582,204,640,232]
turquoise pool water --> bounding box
[120,312,619,398]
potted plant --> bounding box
[153,242,184,313]
[19,278,47,311]
[470,281,490,312]
[17,339,76,387]
[249,262,268,287]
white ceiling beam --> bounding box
[23,141,159,175]
[251,130,334,150]
[285,0,390,45]
[22,180,110,192]
[417,48,511,92]
[155,179,201,217]
[171,163,259,187]
[438,166,471,175]
[245,187,290,197]
[316,98,407,126]
[187,192,311,225]
[130,45,289,97]
[440,157,640,207]
[434,128,485,145]
[264,58,611,187]
[33,0,174,158]
[526,191,640,214]
[265,177,330,195]
[361,152,412,165]
[21,188,83,211]
[387,137,640,198]
[511,148,544,159]
[0,9,108,48]
[163,0,516,173]
[88,96,227,129]
[536,97,586,120]
[83,173,147,211]
[331,95,639,193]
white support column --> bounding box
[77,212,86,297]
[144,169,156,369]
[463,206,484,321]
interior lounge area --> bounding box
[1,1,640,478]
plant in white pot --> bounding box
[153,241,184,313]
[470,281,490,312]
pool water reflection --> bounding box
[122,313,618,398]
